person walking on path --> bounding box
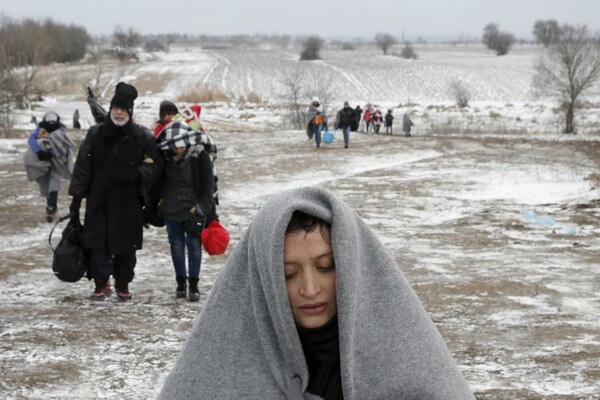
[384,109,394,135]
[68,82,159,301]
[354,105,363,131]
[24,111,74,222]
[403,112,414,137]
[154,100,179,137]
[306,97,327,148]
[72,109,81,129]
[363,104,373,134]
[154,121,215,301]
[334,101,358,148]
[372,109,383,134]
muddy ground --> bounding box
[0,129,599,399]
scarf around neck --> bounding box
[159,186,474,399]
[297,315,342,400]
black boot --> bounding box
[176,277,187,299]
[188,278,200,302]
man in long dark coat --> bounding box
[69,82,158,301]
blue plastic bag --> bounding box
[323,131,335,144]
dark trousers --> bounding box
[46,191,58,210]
[90,249,136,283]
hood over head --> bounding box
[159,186,474,399]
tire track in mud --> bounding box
[202,52,230,91]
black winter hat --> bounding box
[159,100,179,119]
[110,82,138,116]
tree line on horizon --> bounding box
[0,14,599,134]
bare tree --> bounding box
[532,24,600,134]
[448,80,471,108]
[300,36,324,61]
[307,73,336,119]
[113,26,141,61]
[482,23,515,56]
[86,54,114,96]
[0,19,53,109]
[282,67,336,130]
[375,33,397,55]
[43,19,90,62]
[533,20,561,47]
[164,34,177,52]
[400,42,418,59]
[283,68,307,129]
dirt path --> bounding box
[1,130,598,399]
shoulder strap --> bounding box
[48,214,76,252]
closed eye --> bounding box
[317,265,335,272]
[284,272,297,280]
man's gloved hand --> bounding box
[115,167,141,184]
[69,197,82,218]
[37,150,51,161]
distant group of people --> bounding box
[361,103,414,137]
[306,99,415,149]
[24,82,218,303]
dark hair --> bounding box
[286,210,331,243]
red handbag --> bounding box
[201,220,230,255]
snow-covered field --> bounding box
[1,44,599,399]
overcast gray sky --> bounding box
[1,0,598,41]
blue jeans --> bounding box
[343,125,351,146]
[46,191,58,210]
[165,220,202,279]
[313,124,323,145]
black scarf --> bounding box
[297,315,342,400]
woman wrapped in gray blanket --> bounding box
[159,186,474,399]
[23,111,74,222]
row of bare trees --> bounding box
[0,16,90,112]
[300,33,418,61]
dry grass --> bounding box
[177,84,231,103]
[131,73,174,94]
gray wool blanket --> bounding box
[23,127,74,182]
[159,186,474,399]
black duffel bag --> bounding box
[49,213,89,282]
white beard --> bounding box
[111,113,130,126]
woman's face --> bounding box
[173,146,187,156]
[284,227,337,329]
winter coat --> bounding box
[384,113,394,127]
[155,146,215,223]
[158,186,474,399]
[362,108,372,122]
[305,104,328,139]
[372,110,383,126]
[403,113,414,133]
[334,107,358,131]
[68,120,158,254]
[154,120,169,137]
